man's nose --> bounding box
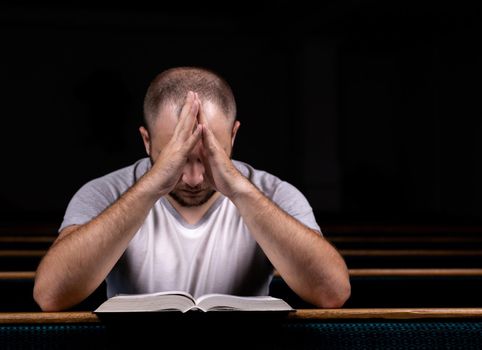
[182,159,205,187]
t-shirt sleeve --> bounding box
[58,179,117,233]
[271,181,322,235]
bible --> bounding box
[94,290,294,313]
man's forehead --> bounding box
[158,100,228,126]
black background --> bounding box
[1,2,482,227]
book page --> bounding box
[95,290,196,313]
[195,294,294,312]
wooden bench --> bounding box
[2,223,482,269]
[1,224,481,310]
[323,224,482,268]
[0,309,481,349]
[2,248,481,270]
[324,225,482,248]
[3,268,482,311]
[0,224,56,270]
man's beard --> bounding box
[169,183,216,207]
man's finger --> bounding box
[201,124,220,156]
[197,93,209,126]
[174,91,198,139]
[183,123,203,153]
[180,99,199,139]
[177,91,194,122]
[199,146,215,187]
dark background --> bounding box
[1,2,481,228]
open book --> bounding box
[94,291,294,313]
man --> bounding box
[33,66,351,311]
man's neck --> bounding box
[166,192,221,226]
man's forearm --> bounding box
[230,180,351,308]
[34,175,160,311]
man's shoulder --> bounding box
[81,158,151,194]
[232,159,309,202]
[233,159,279,179]
[232,159,284,196]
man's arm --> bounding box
[34,92,203,311]
[230,185,351,308]
[199,107,351,308]
[33,179,160,311]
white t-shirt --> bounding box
[60,158,321,298]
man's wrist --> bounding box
[135,171,170,203]
[227,176,260,204]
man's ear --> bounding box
[231,120,241,147]
[139,126,151,156]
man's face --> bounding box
[143,100,239,207]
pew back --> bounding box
[1,310,482,350]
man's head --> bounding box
[143,66,236,129]
[139,66,240,207]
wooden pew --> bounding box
[323,224,482,268]
[3,269,482,311]
[1,268,482,348]
[1,223,481,310]
[0,309,481,349]
[2,247,481,270]
[0,224,56,270]
[1,223,482,270]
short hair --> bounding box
[143,66,237,129]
